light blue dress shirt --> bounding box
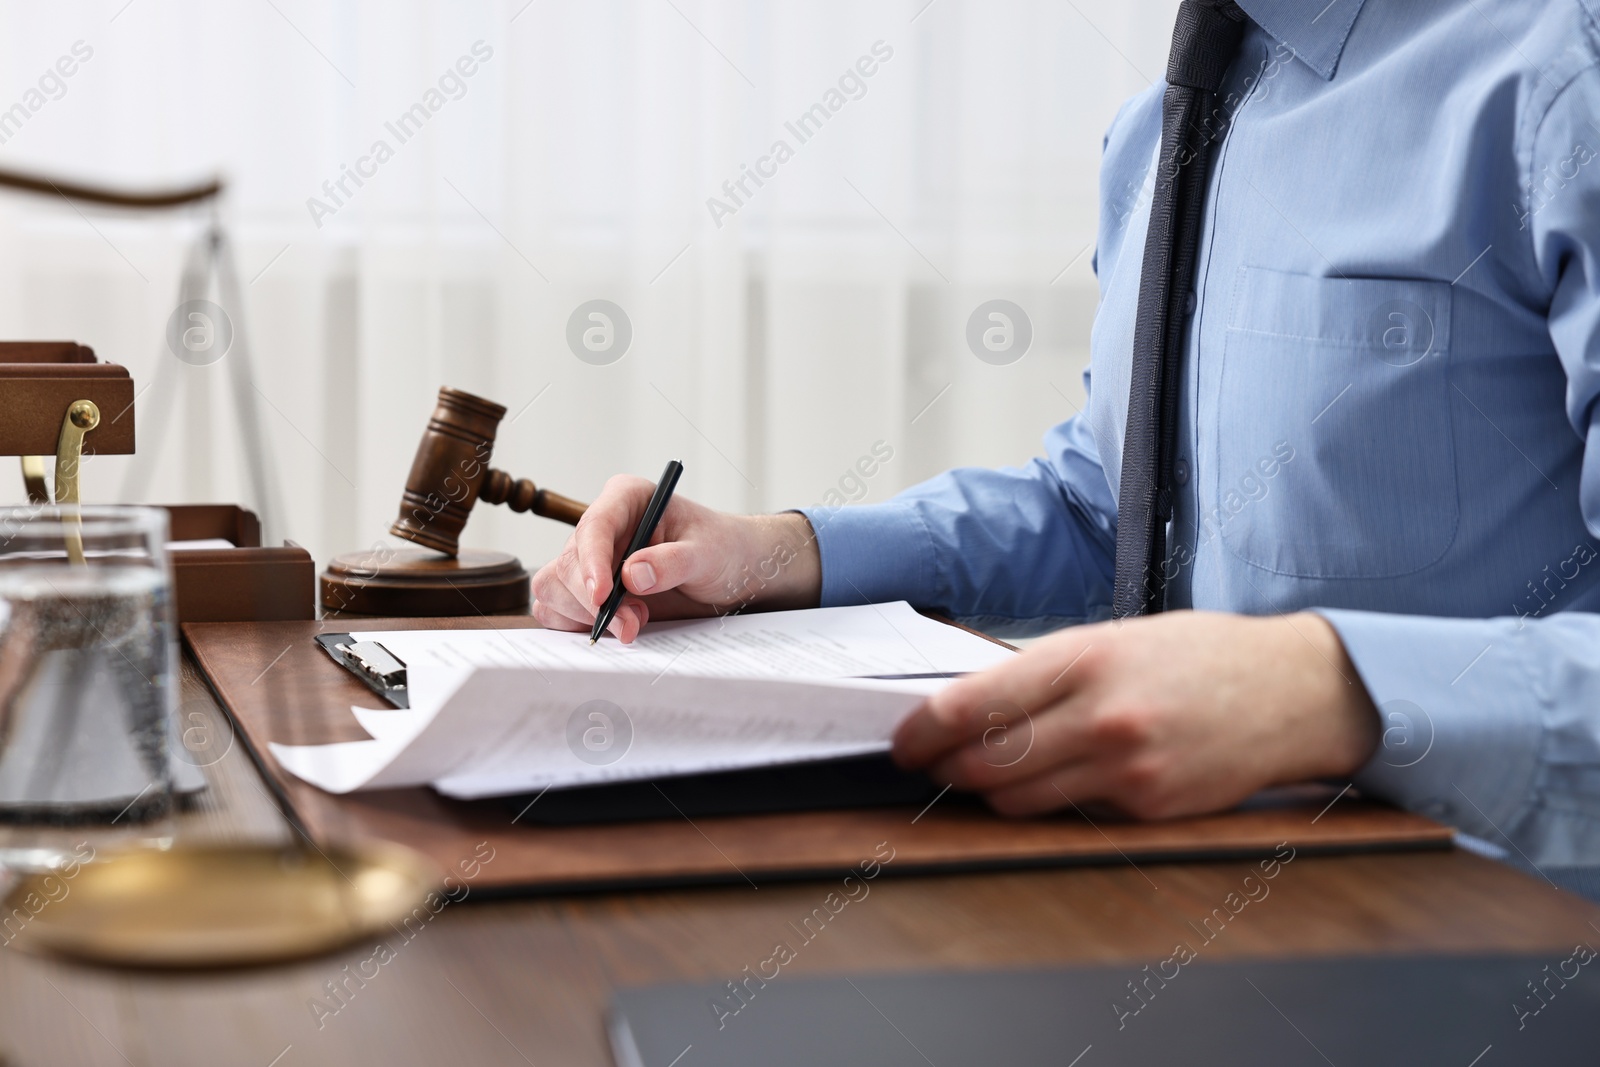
[799,0,1600,892]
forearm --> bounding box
[725,512,822,612]
[1268,613,1380,782]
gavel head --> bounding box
[389,387,505,557]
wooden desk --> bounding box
[3,658,1598,1067]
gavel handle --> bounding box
[480,469,587,526]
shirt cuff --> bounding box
[795,501,938,608]
[1313,608,1543,839]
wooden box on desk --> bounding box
[160,504,314,623]
[0,341,135,456]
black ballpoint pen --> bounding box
[590,459,684,644]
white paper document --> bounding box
[270,602,1014,799]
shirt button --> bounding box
[1173,457,1190,486]
[1184,290,1197,315]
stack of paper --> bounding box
[270,602,1014,799]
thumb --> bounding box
[620,540,711,598]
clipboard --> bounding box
[184,616,1454,896]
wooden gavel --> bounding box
[390,387,587,557]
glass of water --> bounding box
[0,506,175,868]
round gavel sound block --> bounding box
[320,547,529,618]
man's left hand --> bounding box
[891,611,1380,819]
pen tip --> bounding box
[588,637,597,646]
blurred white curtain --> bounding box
[0,0,1176,569]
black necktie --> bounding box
[1111,0,1246,619]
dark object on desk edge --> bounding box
[507,753,939,825]
[183,614,1454,896]
[611,955,1597,1067]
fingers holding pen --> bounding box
[532,559,648,639]
[532,530,649,639]
[572,474,655,608]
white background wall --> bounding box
[0,0,1179,572]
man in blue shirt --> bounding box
[533,0,1600,893]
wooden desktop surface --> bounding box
[2,657,1598,1067]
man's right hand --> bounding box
[530,475,822,643]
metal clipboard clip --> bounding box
[314,633,409,708]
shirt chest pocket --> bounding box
[1216,267,1457,579]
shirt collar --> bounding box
[1235,0,1369,80]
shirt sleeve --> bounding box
[796,383,1118,637]
[794,94,1145,636]
[1316,65,1600,880]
